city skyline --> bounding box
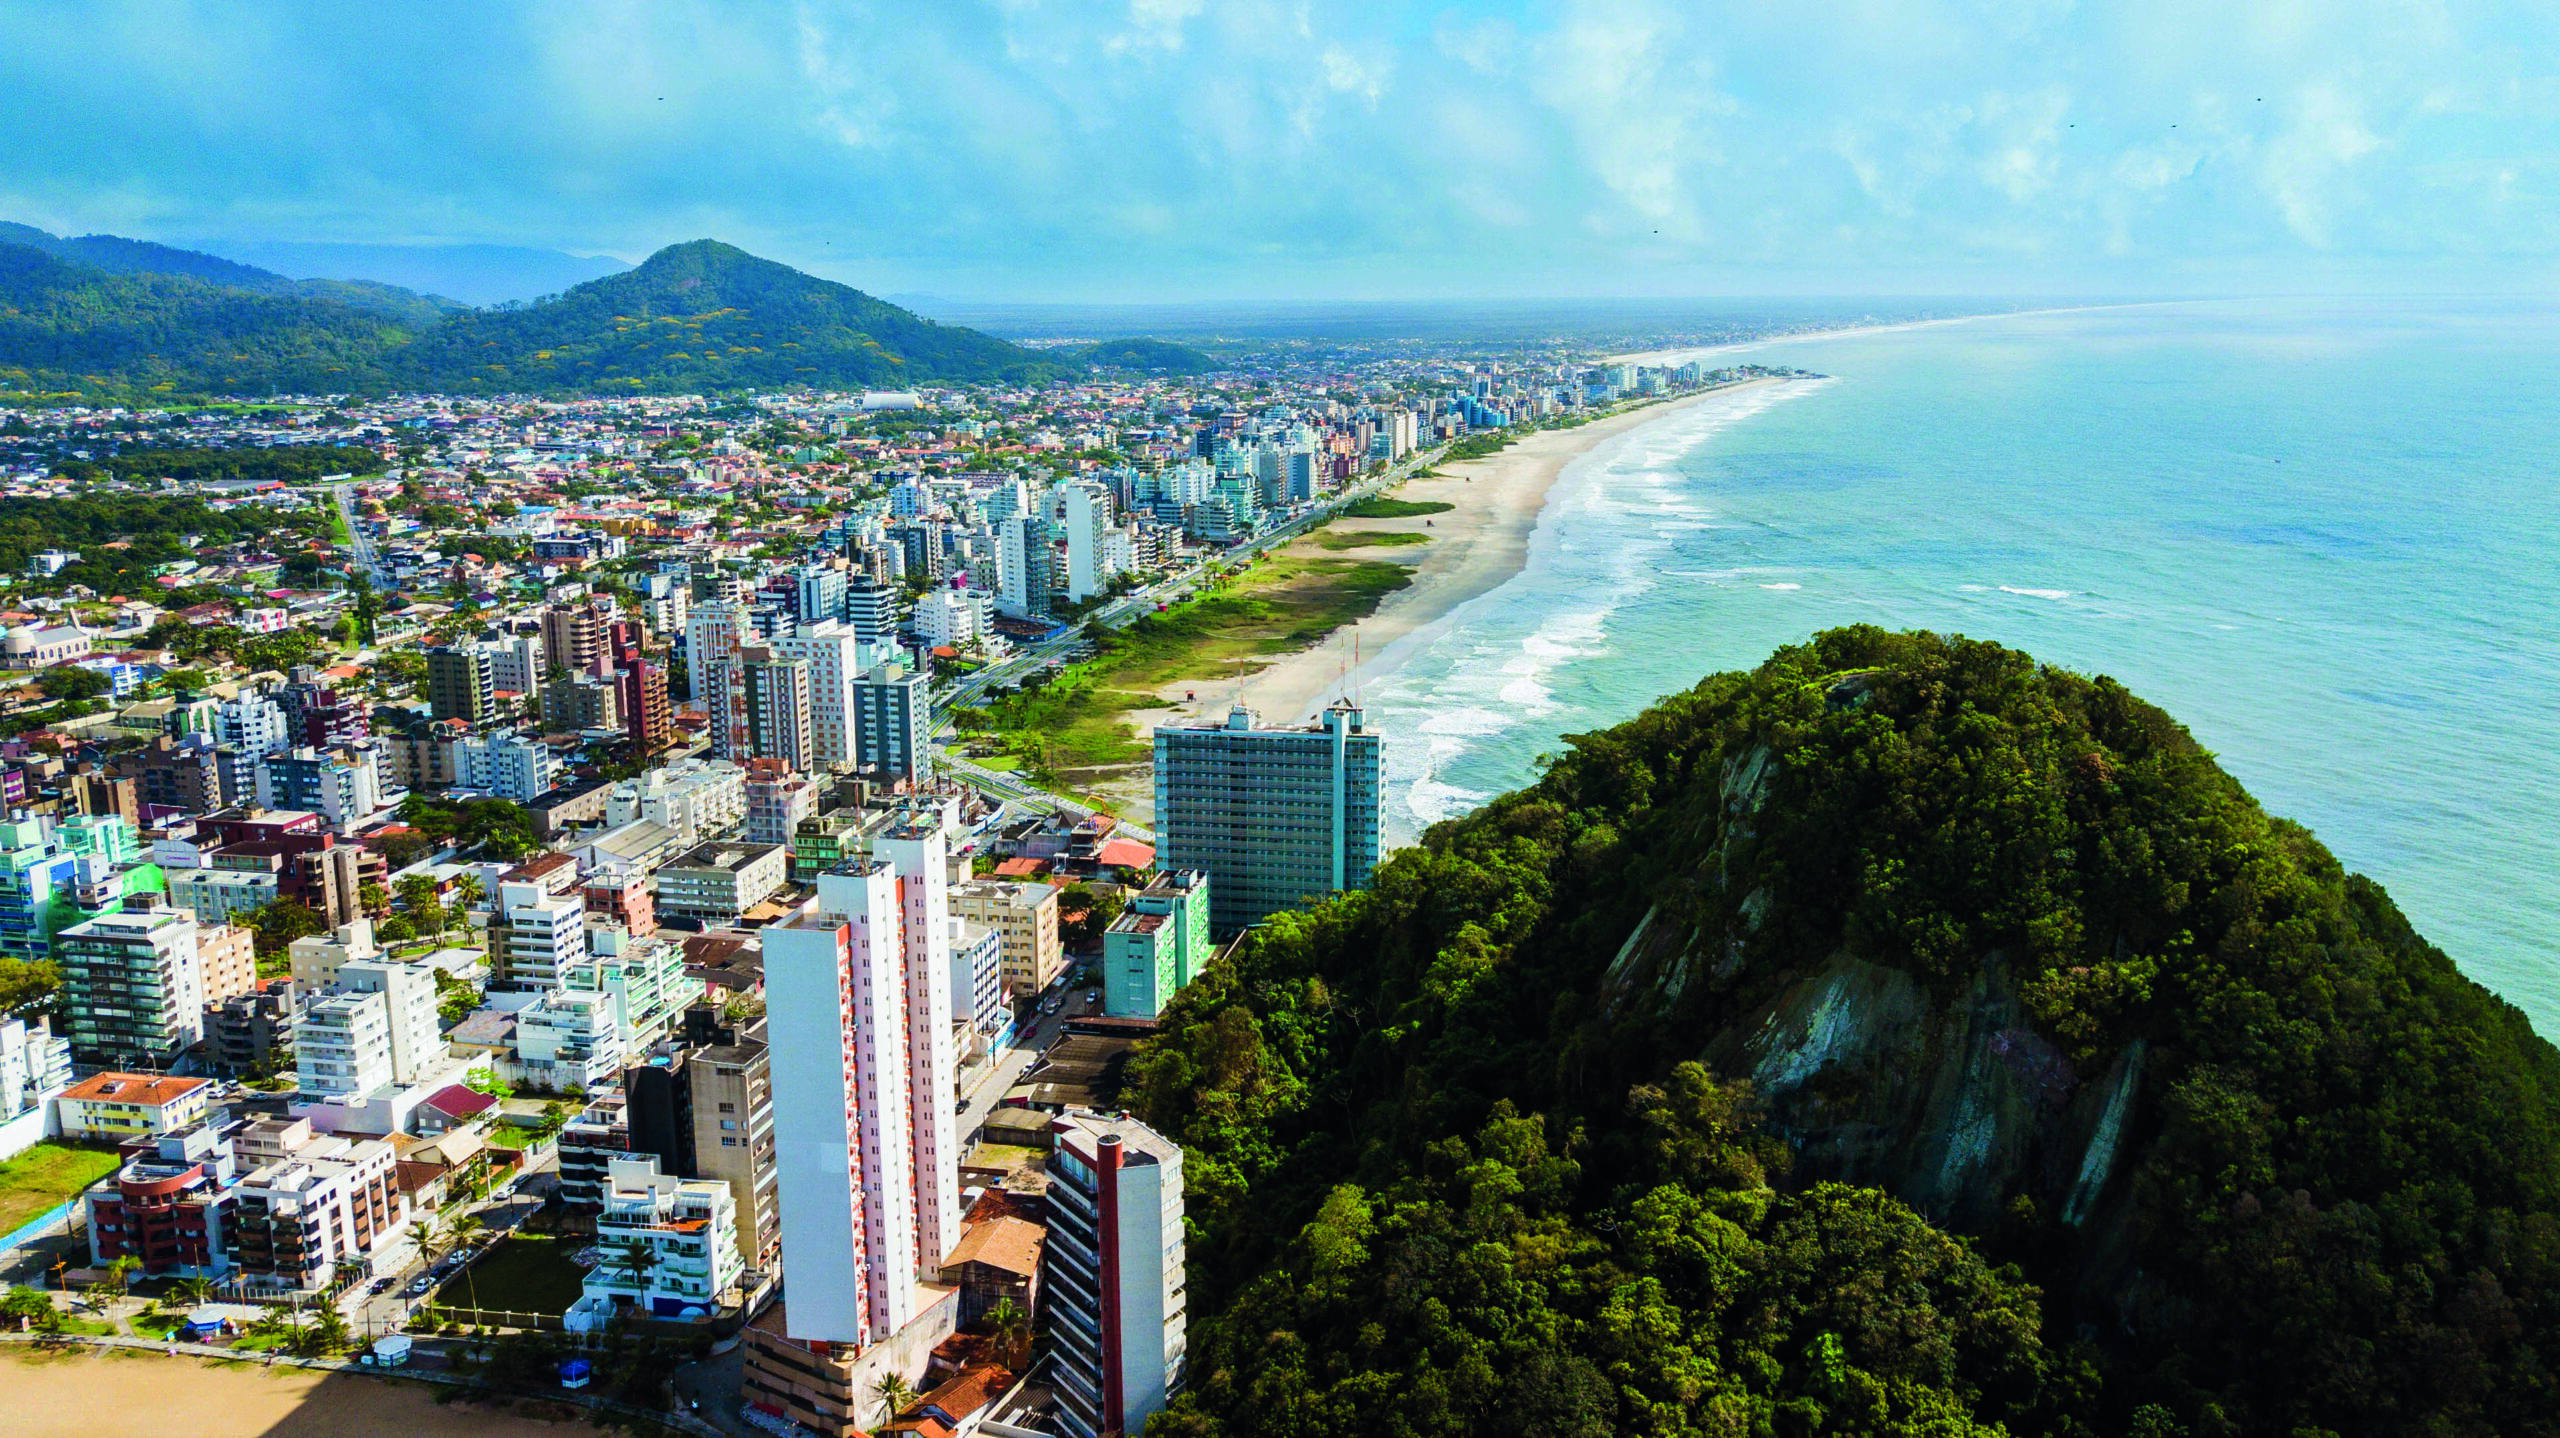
[3,2,2554,302]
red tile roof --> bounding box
[61,1072,208,1107]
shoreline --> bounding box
[1143,379,1788,736]
[1604,299,2182,367]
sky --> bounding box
[3,1,2558,301]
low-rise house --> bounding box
[55,1071,211,1142]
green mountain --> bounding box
[0,241,422,397]
[386,239,1062,393]
[1131,627,2560,1438]
[0,232,1062,397]
[1072,335,1220,374]
[0,221,465,325]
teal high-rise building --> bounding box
[1153,703,1382,936]
[1103,870,1212,1019]
[0,814,161,964]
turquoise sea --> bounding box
[1362,300,2560,1036]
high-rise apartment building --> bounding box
[57,905,205,1069]
[542,600,612,677]
[1102,870,1212,1019]
[952,879,1063,996]
[770,621,870,770]
[1154,703,1382,935]
[998,512,1057,618]
[1062,482,1110,602]
[842,579,897,645]
[762,815,958,1347]
[490,878,588,995]
[871,817,959,1273]
[294,991,393,1100]
[793,565,849,627]
[336,959,442,1085]
[624,1017,781,1271]
[854,665,931,784]
[425,645,495,725]
[1044,1111,1188,1438]
[686,602,749,759]
[740,647,815,772]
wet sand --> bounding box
[9,1346,596,1438]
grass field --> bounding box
[0,1142,123,1235]
[1314,528,1431,550]
[1341,496,1454,519]
[971,552,1413,789]
[437,1236,585,1315]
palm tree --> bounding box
[449,873,485,940]
[408,1218,447,1272]
[605,1240,659,1302]
[101,1255,141,1299]
[447,1216,488,1311]
[985,1296,1031,1367]
[173,1275,215,1308]
[872,1372,918,1428]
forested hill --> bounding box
[384,240,1063,393]
[0,233,1074,397]
[1129,627,2560,1438]
[0,242,423,397]
[0,221,464,324]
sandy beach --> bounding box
[1141,379,1781,734]
[9,1346,599,1438]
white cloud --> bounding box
[1321,44,1388,105]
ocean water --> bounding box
[1362,299,2560,1036]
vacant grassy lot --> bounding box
[971,551,1413,791]
[0,1142,122,1235]
[1341,496,1454,519]
[436,1235,585,1315]
[1314,528,1431,551]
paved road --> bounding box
[956,988,1096,1145]
[332,482,391,588]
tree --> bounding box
[985,1296,1031,1367]
[35,666,107,702]
[605,1240,659,1302]
[356,881,391,918]
[408,1218,448,1270]
[1058,882,1126,950]
[0,954,60,1017]
[449,1216,489,1310]
[370,649,427,689]
[394,873,445,938]
[172,1275,215,1308]
[247,899,327,960]
[295,1301,351,1355]
[872,1372,919,1428]
[2,1283,58,1332]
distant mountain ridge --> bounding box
[193,239,629,307]
[0,229,1212,397]
[0,221,464,325]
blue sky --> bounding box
[3,1,2556,300]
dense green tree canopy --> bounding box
[1130,627,2560,1438]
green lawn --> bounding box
[1314,528,1431,551]
[0,1142,122,1235]
[1341,496,1454,519]
[438,1235,586,1315]
[971,554,1413,787]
